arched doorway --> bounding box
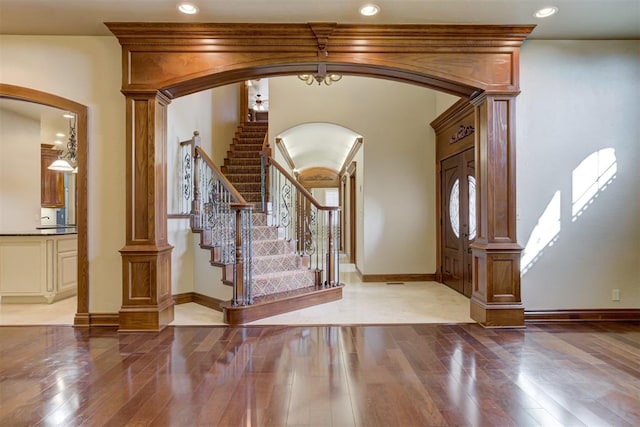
[0,84,89,323]
[107,22,534,330]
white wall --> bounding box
[167,91,214,296]
[3,34,636,314]
[0,109,41,230]
[166,87,239,299]
[270,76,437,275]
[517,40,640,309]
[0,35,125,312]
[211,83,241,166]
[435,92,460,116]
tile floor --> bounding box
[0,265,473,326]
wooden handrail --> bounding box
[267,156,339,212]
[194,145,250,207]
[275,137,296,170]
[261,132,270,156]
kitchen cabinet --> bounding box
[0,231,77,303]
[41,144,65,208]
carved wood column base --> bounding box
[119,300,175,332]
[470,297,525,328]
[119,244,174,332]
[470,243,524,327]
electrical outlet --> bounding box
[611,289,620,301]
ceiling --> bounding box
[0,98,74,147]
[278,122,360,173]
[0,0,638,39]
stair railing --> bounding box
[183,131,254,306]
[260,154,340,287]
[260,132,271,213]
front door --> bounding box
[441,148,475,297]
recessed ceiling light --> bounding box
[62,113,74,119]
[360,4,380,17]
[178,3,199,15]
[534,6,558,18]
[56,132,65,137]
[54,140,63,145]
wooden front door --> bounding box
[441,148,475,297]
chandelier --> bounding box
[298,73,342,86]
[48,115,77,173]
[253,93,266,111]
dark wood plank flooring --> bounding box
[1,322,639,426]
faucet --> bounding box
[41,216,50,220]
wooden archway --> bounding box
[0,83,89,325]
[108,22,535,330]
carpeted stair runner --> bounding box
[221,121,317,297]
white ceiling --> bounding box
[0,99,73,147]
[278,122,360,173]
[0,0,638,39]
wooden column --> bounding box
[239,82,249,123]
[119,90,174,332]
[470,92,524,327]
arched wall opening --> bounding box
[0,83,89,324]
[108,22,535,330]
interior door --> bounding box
[441,148,475,297]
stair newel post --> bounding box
[296,188,304,254]
[260,134,271,214]
[260,153,268,214]
[191,133,202,230]
[326,209,335,287]
[231,203,253,306]
[244,206,253,304]
[231,204,244,306]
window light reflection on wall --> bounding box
[571,148,617,221]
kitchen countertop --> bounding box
[0,228,78,236]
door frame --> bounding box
[108,22,532,329]
[347,162,357,264]
[0,83,89,325]
[433,99,477,293]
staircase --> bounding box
[221,122,266,208]
[186,122,342,324]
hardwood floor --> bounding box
[1,322,638,426]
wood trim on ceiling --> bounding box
[106,22,535,98]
